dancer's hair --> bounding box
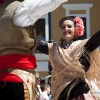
[59,16,76,28]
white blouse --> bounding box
[13,0,68,27]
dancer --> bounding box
[36,16,100,100]
[0,0,68,100]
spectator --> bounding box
[40,83,51,100]
[35,73,42,100]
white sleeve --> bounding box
[13,0,68,27]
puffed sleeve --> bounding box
[36,39,49,55]
[13,0,68,27]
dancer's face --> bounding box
[61,20,75,43]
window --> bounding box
[35,19,45,41]
[35,14,49,41]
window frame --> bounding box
[40,14,49,41]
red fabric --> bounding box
[0,73,23,82]
[0,54,36,82]
[0,54,36,70]
[0,0,4,4]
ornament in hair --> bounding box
[73,17,84,36]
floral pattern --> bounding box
[73,17,84,36]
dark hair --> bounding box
[41,83,50,92]
[59,16,76,28]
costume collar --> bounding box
[60,39,76,49]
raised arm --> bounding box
[84,30,100,52]
[79,30,100,72]
[13,0,68,27]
